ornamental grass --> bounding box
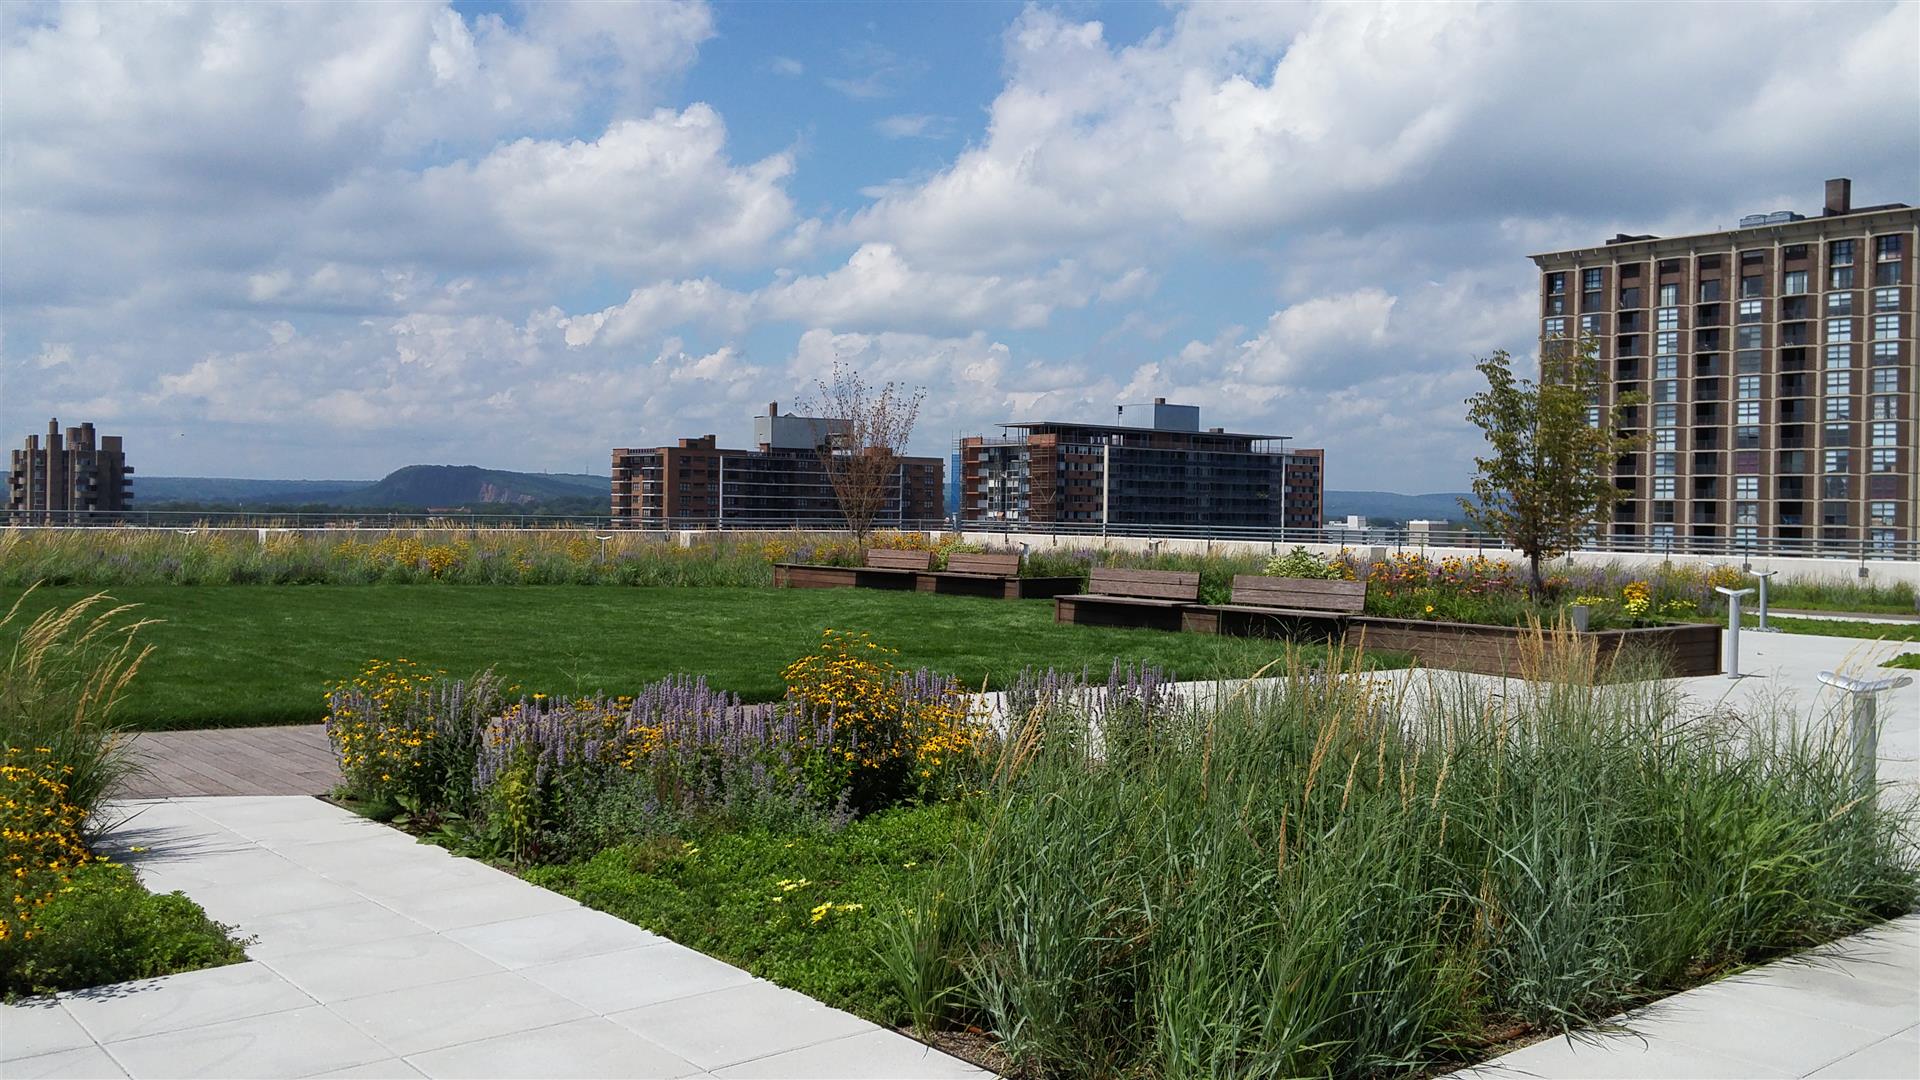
[889,638,1919,1078]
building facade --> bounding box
[958,399,1324,529]
[611,404,944,528]
[6,419,134,522]
[1532,179,1917,553]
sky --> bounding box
[3,1,1917,491]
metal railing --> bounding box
[5,510,1917,561]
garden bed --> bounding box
[1349,616,1722,677]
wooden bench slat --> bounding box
[1226,575,1365,613]
[1068,593,1185,608]
[1085,568,1201,601]
[866,549,933,570]
[945,552,1019,576]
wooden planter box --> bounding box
[916,574,1083,600]
[1347,617,1722,678]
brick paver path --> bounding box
[118,725,340,798]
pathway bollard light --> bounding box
[1714,586,1754,678]
[1816,671,1914,795]
[596,534,614,563]
[1747,568,1778,632]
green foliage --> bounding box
[1743,615,1920,642]
[1263,547,1344,580]
[888,647,1918,1078]
[1462,338,1643,591]
[2,862,249,999]
[1885,653,1919,670]
[1769,578,1919,617]
[0,586,1345,730]
[525,803,968,1026]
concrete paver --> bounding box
[0,796,988,1079]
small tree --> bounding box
[1461,336,1642,594]
[800,362,926,544]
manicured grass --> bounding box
[0,586,1350,730]
[524,803,964,1027]
[1742,613,1920,641]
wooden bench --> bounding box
[1054,568,1200,631]
[915,552,1082,600]
[773,548,931,590]
[1182,575,1365,637]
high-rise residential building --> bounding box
[6,418,134,522]
[1532,178,1916,553]
[958,399,1324,529]
[610,403,944,528]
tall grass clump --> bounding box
[0,587,150,812]
[891,637,1919,1078]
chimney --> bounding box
[1153,396,1167,405]
[769,402,778,417]
[1825,177,1852,216]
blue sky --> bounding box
[4,1,1917,489]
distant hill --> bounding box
[343,465,609,508]
[138,466,609,510]
[1324,490,1477,525]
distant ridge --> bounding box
[1323,490,1477,524]
[139,466,609,509]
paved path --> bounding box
[119,725,339,798]
[1455,914,1919,1079]
[0,796,987,1079]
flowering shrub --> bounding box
[781,630,986,808]
[1621,581,1653,618]
[0,747,91,947]
[1263,547,1345,580]
[322,659,504,813]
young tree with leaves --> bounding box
[799,361,927,544]
[1461,336,1643,594]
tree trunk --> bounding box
[1528,551,1544,598]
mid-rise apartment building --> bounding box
[958,399,1323,529]
[1532,178,1916,553]
[6,418,134,522]
[611,403,944,528]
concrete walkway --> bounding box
[0,797,987,1080]
[1456,914,1919,1079]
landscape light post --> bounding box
[596,534,614,564]
[1713,586,1754,679]
[1816,671,1914,795]
[1747,568,1778,631]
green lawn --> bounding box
[1742,613,1920,641]
[3,585,1349,730]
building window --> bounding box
[1873,314,1902,339]
[1581,313,1602,335]
[1827,344,1853,368]
[1871,529,1897,553]
[1655,428,1677,451]
[1735,504,1759,526]
[1546,271,1567,294]
[1545,295,1565,316]
[1653,478,1676,500]
[1736,401,1760,425]
[1831,266,1855,289]
[1655,380,1679,402]
[1783,269,1808,295]
[1871,502,1897,526]
[1831,239,1855,266]
[1825,370,1853,396]
[1655,355,1678,378]
[1654,404,1678,427]
[1875,262,1903,286]
[1653,523,1676,541]
[1736,326,1763,349]
[1872,367,1901,393]
[1736,425,1761,448]
[1871,448,1897,473]
[1741,274,1764,298]
[1654,452,1678,475]
[1657,306,1680,330]
[1873,395,1900,420]
[1583,268,1602,291]
[1872,341,1900,365]
[1737,350,1764,373]
[1826,422,1852,446]
[1825,396,1853,421]
[1827,292,1855,316]
[1700,279,1724,302]
[1826,318,1853,343]
[1873,287,1900,312]
[1544,316,1567,338]
[1824,449,1850,473]
[1586,406,1601,428]
[1876,235,1903,261]
[1735,476,1759,499]
[1871,421,1898,447]
[1656,331,1680,353]
[1737,375,1760,398]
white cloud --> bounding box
[875,113,952,140]
[760,243,1102,332]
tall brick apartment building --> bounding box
[958,399,1323,530]
[611,404,944,528]
[1531,179,1916,553]
[6,418,134,522]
